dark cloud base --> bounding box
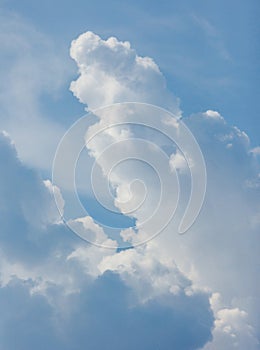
[0,273,213,350]
[0,132,213,350]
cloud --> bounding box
[70,31,180,114]
[0,279,61,350]
[67,31,260,349]
[61,271,213,350]
[0,273,213,350]
[202,293,259,349]
[0,131,213,349]
[0,28,259,350]
[169,149,191,173]
[202,110,224,121]
[250,146,260,157]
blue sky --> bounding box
[2,0,259,144]
[0,1,259,349]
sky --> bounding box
[0,1,259,350]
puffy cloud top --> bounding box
[70,31,180,113]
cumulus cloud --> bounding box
[67,31,260,349]
[70,31,180,113]
[0,131,213,349]
[0,28,259,350]
[202,110,224,121]
[202,293,259,349]
[169,149,191,173]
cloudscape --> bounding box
[0,1,259,349]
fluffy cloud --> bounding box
[202,293,259,349]
[68,31,260,349]
[70,31,180,113]
[0,28,259,350]
[0,132,214,349]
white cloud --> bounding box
[98,243,192,302]
[70,31,180,114]
[203,110,224,120]
[0,131,213,349]
[44,180,65,223]
[169,149,191,173]
[203,293,259,349]
[68,215,118,250]
[0,27,259,349]
[0,131,113,286]
[250,146,260,157]
[67,32,260,348]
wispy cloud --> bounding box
[191,14,231,61]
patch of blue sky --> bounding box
[2,0,259,145]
